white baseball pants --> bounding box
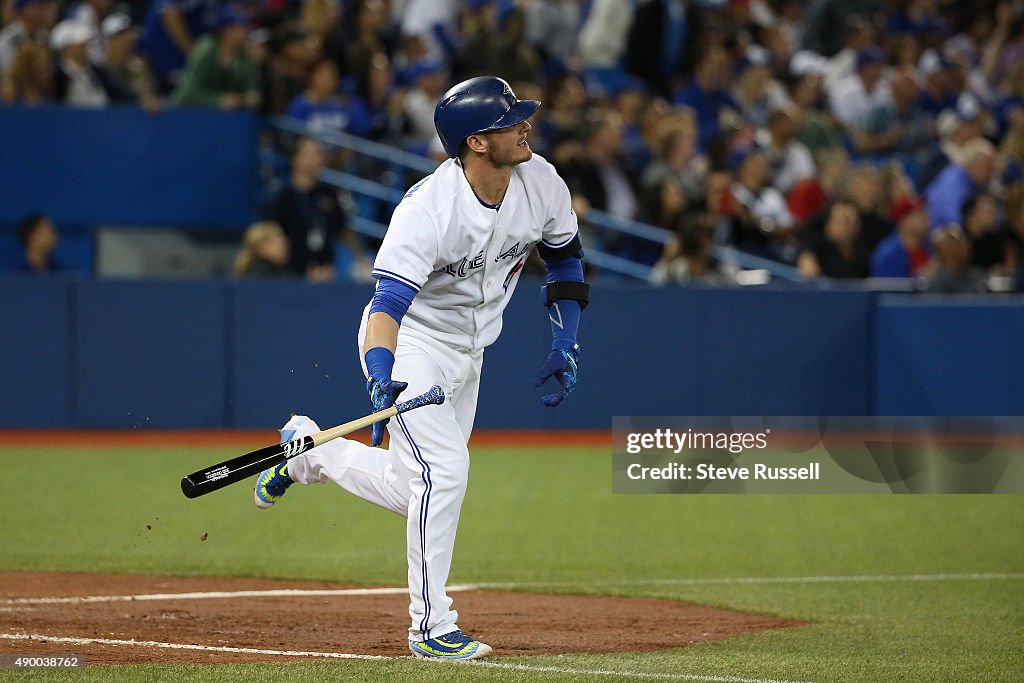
[286,320,483,642]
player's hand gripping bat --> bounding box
[180,385,445,499]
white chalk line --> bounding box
[0,632,811,683]
[466,660,814,683]
[5,573,1020,606]
[477,572,1024,589]
[0,632,385,661]
[2,584,478,606]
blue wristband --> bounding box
[364,347,395,381]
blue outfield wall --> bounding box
[874,295,1024,416]
[73,280,230,427]
[0,107,259,228]
[0,277,1021,429]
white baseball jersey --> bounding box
[371,153,579,350]
[287,151,580,645]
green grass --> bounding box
[0,445,1022,682]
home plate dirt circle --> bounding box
[0,572,798,665]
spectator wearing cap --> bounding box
[65,0,111,62]
[870,196,930,277]
[0,0,56,75]
[829,46,890,131]
[853,66,932,157]
[286,59,348,134]
[797,201,870,279]
[918,225,989,294]
[136,0,222,93]
[756,104,815,193]
[402,59,446,151]
[15,213,62,273]
[727,144,796,260]
[0,40,52,103]
[94,13,159,110]
[172,8,260,109]
[925,137,998,229]
[51,19,110,106]
[671,45,737,152]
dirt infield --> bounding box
[0,572,798,665]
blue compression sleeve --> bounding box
[368,276,417,326]
[543,257,584,350]
[365,277,415,379]
[544,256,584,283]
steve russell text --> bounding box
[626,462,821,481]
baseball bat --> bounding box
[180,384,445,499]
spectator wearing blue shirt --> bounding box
[924,137,997,229]
[671,45,736,152]
[137,0,223,92]
[871,196,930,277]
[286,60,349,134]
[345,51,406,143]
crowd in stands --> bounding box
[2,0,1023,291]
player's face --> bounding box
[481,120,533,167]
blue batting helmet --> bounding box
[433,76,541,158]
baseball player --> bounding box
[254,76,589,660]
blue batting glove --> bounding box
[366,376,408,446]
[364,347,406,446]
[533,343,580,407]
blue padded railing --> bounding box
[270,117,805,283]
